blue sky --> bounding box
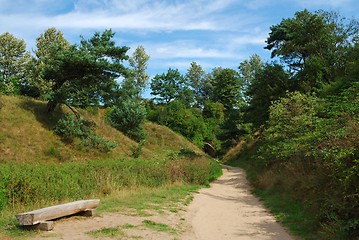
[1,0,358,80]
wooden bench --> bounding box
[16,199,100,231]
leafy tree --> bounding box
[238,54,264,104]
[265,9,359,91]
[245,63,291,128]
[27,27,70,98]
[150,68,193,106]
[106,98,147,142]
[186,62,207,107]
[0,32,31,95]
[147,100,208,146]
[40,29,130,113]
[129,45,150,96]
[211,68,242,111]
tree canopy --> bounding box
[0,32,30,95]
[37,29,130,112]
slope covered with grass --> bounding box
[0,95,202,163]
[0,95,221,239]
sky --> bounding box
[1,0,358,86]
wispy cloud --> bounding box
[0,0,260,33]
[297,0,352,8]
[0,0,358,78]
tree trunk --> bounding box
[46,100,58,113]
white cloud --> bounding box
[0,0,260,35]
[144,41,237,59]
[297,0,352,8]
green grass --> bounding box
[97,184,200,216]
[0,95,222,239]
[122,223,136,229]
[1,183,200,239]
[142,220,176,234]
[252,189,318,239]
[86,227,125,238]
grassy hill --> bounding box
[0,95,202,163]
[0,95,221,239]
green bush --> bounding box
[148,100,221,148]
[255,87,359,239]
[54,114,117,152]
[106,99,147,142]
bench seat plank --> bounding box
[16,199,100,225]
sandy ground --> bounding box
[31,166,295,240]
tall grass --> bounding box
[0,153,220,213]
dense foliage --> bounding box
[106,99,147,142]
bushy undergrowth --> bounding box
[54,114,117,152]
[0,153,220,212]
[147,100,223,150]
[229,86,358,239]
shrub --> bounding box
[106,99,147,142]
[255,87,359,238]
[54,114,117,152]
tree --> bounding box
[265,9,359,91]
[40,29,130,113]
[128,45,150,96]
[106,98,147,142]
[0,32,30,95]
[150,68,192,105]
[186,62,207,108]
[245,63,291,128]
[210,68,242,111]
[26,28,71,98]
[238,54,263,104]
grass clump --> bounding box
[142,220,176,234]
[86,227,125,238]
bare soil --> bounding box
[31,166,295,240]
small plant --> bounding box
[122,223,136,229]
[132,140,146,158]
[44,146,63,161]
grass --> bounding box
[97,184,200,216]
[142,220,176,234]
[0,95,222,239]
[252,189,318,239]
[1,183,201,239]
[0,95,203,163]
[86,227,126,238]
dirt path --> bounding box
[182,165,295,240]
[32,166,295,240]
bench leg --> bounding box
[79,209,96,217]
[24,221,54,231]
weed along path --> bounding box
[181,165,295,240]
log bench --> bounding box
[15,199,100,231]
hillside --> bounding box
[0,95,202,163]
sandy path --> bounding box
[182,165,295,240]
[31,165,295,240]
